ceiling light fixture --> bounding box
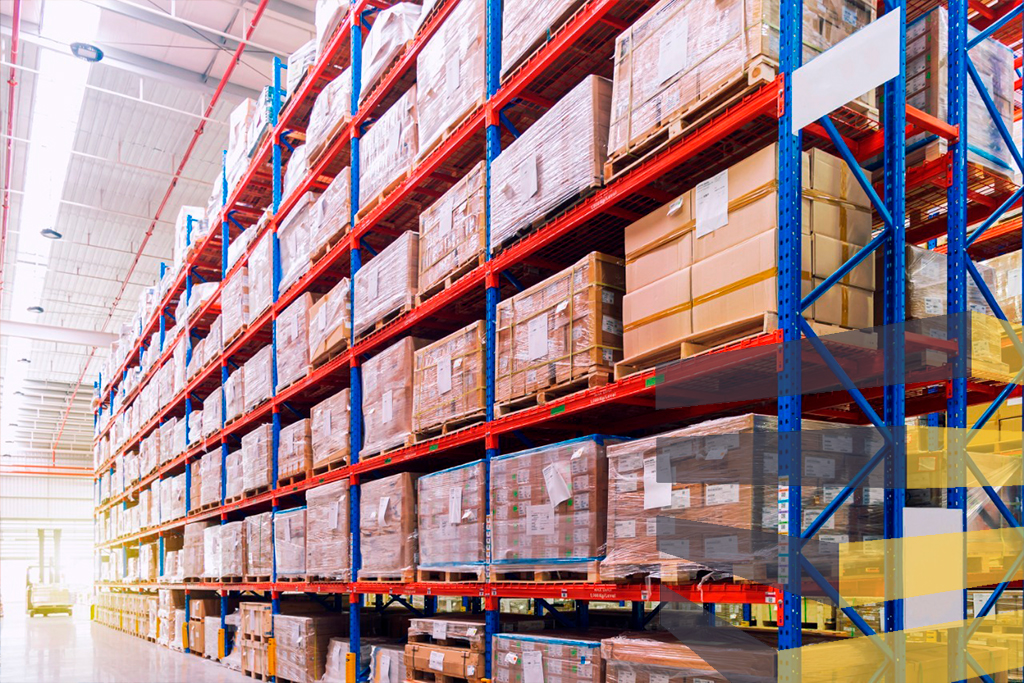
[70,42,104,63]
[27,306,44,313]
[40,228,63,240]
[17,358,31,364]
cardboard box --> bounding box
[311,388,350,469]
[811,277,873,329]
[418,161,486,297]
[359,472,419,580]
[491,633,604,683]
[362,337,428,456]
[623,267,691,360]
[306,479,350,581]
[274,508,307,578]
[273,613,348,683]
[278,418,313,482]
[243,345,274,411]
[353,231,419,338]
[412,321,486,434]
[277,293,314,389]
[359,85,418,210]
[371,644,406,683]
[308,278,349,365]
[310,169,351,259]
[417,460,487,571]
[241,423,273,493]
[245,512,273,577]
[405,643,485,680]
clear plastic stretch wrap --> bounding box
[310,170,351,259]
[360,3,421,99]
[204,616,220,660]
[283,144,310,201]
[200,450,222,508]
[599,414,883,582]
[907,244,994,319]
[245,512,273,577]
[279,418,313,481]
[983,249,1022,322]
[172,609,186,651]
[315,0,350,58]
[607,0,874,163]
[225,367,245,422]
[140,542,158,582]
[249,233,274,322]
[905,8,1015,176]
[418,161,486,297]
[412,321,485,434]
[274,507,307,578]
[358,86,419,211]
[279,194,316,295]
[309,278,350,365]
[362,336,425,456]
[163,473,186,521]
[305,479,351,580]
[184,521,215,579]
[323,637,378,683]
[307,69,352,160]
[244,345,274,411]
[492,633,604,683]
[370,644,406,683]
[354,231,419,338]
[221,520,245,578]
[273,613,348,683]
[203,525,222,578]
[495,252,624,404]
[358,472,419,579]
[277,293,314,388]
[416,460,486,572]
[311,388,351,469]
[602,632,775,682]
[415,0,485,155]
[500,0,580,78]
[202,388,222,438]
[490,76,611,250]
[287,40,316,98]
[242,424,273,493]
[190,464,203,510]
[223,267,249,344]
[225,450,243,501]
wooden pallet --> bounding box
[305,574,351,584]
[414,411,486,442]
[355,167,410,222]
[223,494,244,507]
[416,96,486,162]
[182,577,204,584]
[243,575,271,584]
[309,226,349,265]
[311,454,348,476]
[416,253,486,304]
[355,300,414,342]
[241,668,271,681]
[276,469,311,488]
[243,484,272,499]
[276,575,307,583]
[311,335,349,369]
[221,575,246,583]
[360,433,416,460]
[307,114,353,169]
[489,561,600,583]
[415,566,487,584]
[407,666,484,683]
[495,368,612,417]
[356,568,416,583]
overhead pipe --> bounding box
[0,0,22,314]
[50,0,271,465]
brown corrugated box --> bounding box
[358,472,420,580]
[412,321,486,435]
[623,268,691,360]
[308,277,349,365]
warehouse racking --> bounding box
[92,0,1023,680]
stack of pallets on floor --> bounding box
[238,602,272,680]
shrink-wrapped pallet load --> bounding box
[360,3,421,99]
[279,418,313,482]
[249,233,274,323]
[500,0,582,78]
[241,424,274,493]
[277,293,314,388]
[490,76,611,250]
[907,244,994,319]
[358,472,419,580]
[183,521,216,580]
[283,144,310,201]
[224,367,245,423]
[221,520,245,578]
[607,0,875,166]
[306,479,350,581]
[362,336,426,456]
[983,249,1022,323]
[308,278,350,365]
[286,40,317,99]
[274,507,307,578]
[323,638,379,683]
[602,632,776,682]
[412,321,485,434]
[416,0,485,156]
[492,633,604,683]
[370,644,406,683]
[140,542,158,582]
[310,170,351,260]
[244,345,274,410]
[315,0,349,58]
[495,252,624,406]
[490,436,619,579]
[225,451,244,500]
[358,86,418,212]
[223,265,249,343]
[279,194,316,295]
[599,414,884,582]
[418,161,486,299]
[416,460,486,578]
[307,68,353,163]
[311,389,351,470]
[199,450,222,508]
[273,613,349,683]
[245,512,273,578]
[203,525,222,579]
[353,231,419,338]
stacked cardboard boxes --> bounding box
[416,460,486,579]
[309,278,350,366]
[362,337,427,456]
[353,231,419,338]
[274,507,307,578]
[418,161,486,298]
[359,472,419,581]
[245,512,273,579]
[311,389,351,470]
[274,613,349,683]
[306,479,351,581]
[359,85,418,211]
[412,321,486,434]
[491,633,604,683]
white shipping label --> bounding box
[804,508,835,530]
[805,456,836,479]
[924,296,943,315]
[617,474,638,493]
[602,289,615,304]
[381,390,393,424]
[449,487,463,525]
[445,57,460,94]
[695,169,729,238]
[466,626,478,636]
[704,534,739,558]
[822,434,854,453]
[329,502,339,530]
[527,504,554,536]
[378,496,389,527]
[574,511,589,526]
[432,620,448,640]
[504,653,519,665]
[670,488,691,509]
[522,651,544,682]
[842,5,858,23]
[657,18,689,83]
[324,411,332,437]
[602,316,623,336]
[439,198,454,234]
[428,650,446,671]
[284,516,292,542]
[704,447,728,460]
[367,270,379,300]
[615,520,636,539]
[646,518,659,536]
[437,355,453,394]
[651,674,671,683]
[973,592,993,617]
[527,313,548,360]
[543,464,571,507]
[317,307,327,331]
[380,654,391,680]
[619,671,637,683]
[643,457,673,510]
[575,492,589,510]
[705,483,741,506]
[520,155,539,198]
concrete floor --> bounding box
[0,608,252,683]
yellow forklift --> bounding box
[26,529,73,617]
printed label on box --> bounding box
[821,434,853,453]
[704,534,739,558]
[695,169,729,237]
[522,651,543,681]
[643,456,672,509]
[542,463,571,508]
[805,456,836,478]
[428,650,446,671]
[382,390,393,424]
[527,505,554,536]
[437,354,453,394]
[670,488,691,509]
[615,519,636,539]
[657,18,689,83]
[378,496,389,527]
[705,483,740,506]
[432,620,447,640]
[602,315,623,336]
[527,312,548,360]
[449,488,463,525]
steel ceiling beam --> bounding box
[0,320,119,347]
[262,0,315,26]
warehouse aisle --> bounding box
[0,610,251,683]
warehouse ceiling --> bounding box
[0,0,316,466]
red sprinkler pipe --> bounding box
[0,0,22,314]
